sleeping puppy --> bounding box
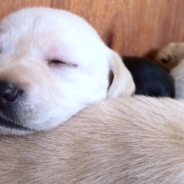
[0,7,135,135]
[156,42,184,99]
[123,56,175,98]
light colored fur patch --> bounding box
[0,96,184,183]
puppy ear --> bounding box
[107,50,135,98]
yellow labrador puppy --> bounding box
[0,7,135,135]
[156,42,184,99]
[0,97,184,184]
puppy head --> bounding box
[156,43,184,72]
[0,7,134,135]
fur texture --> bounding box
[0,7,135,135]
[156,42,184,99]
[123,56,175,97]
[0,96,184,183]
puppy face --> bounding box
[0,8,135,135]
[156,43,184,71]
[156,42,184,99]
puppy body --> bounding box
[156,42,184,99]
[170,60,184,98]
[123,56,175,97]
[0,8,135,135]
[1,97,184,183]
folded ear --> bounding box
[107,50,135,98]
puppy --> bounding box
[156,42,184,99]
[0,7,135,135]
[0,97,184,183]
[123,56,175,97]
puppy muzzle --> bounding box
[0,81,27,130]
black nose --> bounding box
[0,81,23,108]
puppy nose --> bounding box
[0,81,23,108]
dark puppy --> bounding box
[122,57,175,98]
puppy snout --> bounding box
[0,81,23,108]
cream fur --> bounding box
[0,7,135,135]
[156,42,184,99]
[0,96,184,183]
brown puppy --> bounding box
[0,96,184,184]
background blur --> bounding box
[1,0,184,59]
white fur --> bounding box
[0,7,135,135]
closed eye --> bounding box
[48,59,78,67]
[49,59,65,65]
[160,58,169,64]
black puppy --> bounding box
[122,56,175,98]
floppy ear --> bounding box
[107,50,135,98]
